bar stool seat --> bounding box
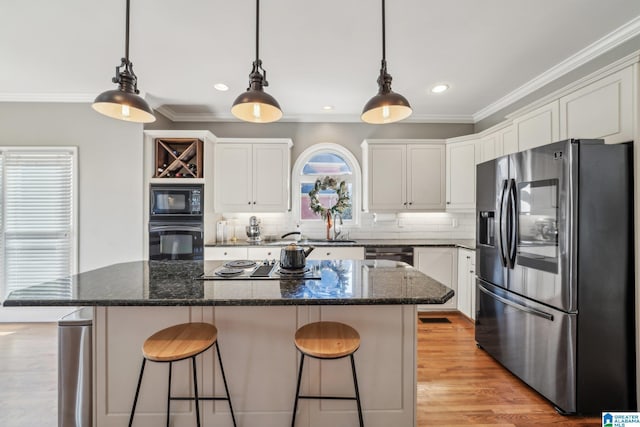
[129,322,236,427]
[291,321,364,427]
[294,321,360,358]
[143,322,217,362]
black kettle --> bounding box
[280,243,314,270]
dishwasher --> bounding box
[365,246,414,265]
[58,307,93,427]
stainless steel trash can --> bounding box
[58,307,93,427]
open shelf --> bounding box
[154,138,203,178]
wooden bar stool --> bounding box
[128,322,236,427]
[291,321,364,427]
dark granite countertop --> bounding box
[2,260,454,307]
[206,238,475,250]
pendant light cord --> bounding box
[125,0,130,61]
[255,0,260,63]
[381,0,386,62]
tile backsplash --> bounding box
[210,211,475,243]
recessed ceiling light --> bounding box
[322,105,334,111]
[431,84,449,94]
[214,83,229,91]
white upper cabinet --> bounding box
[559,66,634,144]
[407,144,446,210]
[362,140,445,212]
[214,138,292,213]
[479,125,518,163]
[446,138,479,211]
[514,100,560,151]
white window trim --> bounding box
[292,143,361,230]
[0,146,78,301]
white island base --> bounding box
[95,304,417,427]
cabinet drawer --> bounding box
[204,247,248,260]
[307,247,365,260]
[247,247,280,260]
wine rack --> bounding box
[154,138,203,178]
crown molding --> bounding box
[155,105,474,124]
[473,15,640,122]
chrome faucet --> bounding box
[333,213,343,240]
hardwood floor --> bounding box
[0,314,604,426]
[417,312,601,426]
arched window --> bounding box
[292,143,361,227]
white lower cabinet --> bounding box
[204,247,248,260]
[456,248,476,320]
[246,247,280,260]
[307,246,365,260]
[413,247,457,311]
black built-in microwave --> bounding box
[150,184,203,217]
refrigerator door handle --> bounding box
[507,179,518,268]
[498,180,509,267]
[478,284,554,321]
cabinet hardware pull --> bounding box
[409,202,413,205]
[247,201,251,204]
[447,201,451,204]
[253,201,256,204]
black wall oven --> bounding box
[149,221,203,260]
[149,184,204,260]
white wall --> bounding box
[0,103,144,272]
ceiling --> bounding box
[2,0,640,124]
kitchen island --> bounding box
[4,259,453,427]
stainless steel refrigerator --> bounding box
[475,138,636,415]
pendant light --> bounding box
[361,0,412,124]
[231,0,282,123]
[92,0,155,123]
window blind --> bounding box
[2,150,75,299]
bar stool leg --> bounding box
[191,356,201,427]
[291,353,306,427]
[350,354,364,427]
[215,342,237,427]
[166,362,173,427]
[128,358,147,427]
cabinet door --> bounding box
[456,248,474,319]
[501,126,518,155]
[414,247,457,311]
[306,246,365,260]
[368,144,406,211]
[204,247,248,260]
[253,144,290,212]
[514,100,560,151]
[559,66,633,144]
[247,247,279,260]
[407,144,445,210]
[446,140,478,211]
[478,134,500,163]
[215,144,253,212]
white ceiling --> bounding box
[2,0,640,123]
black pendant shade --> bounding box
[231,0,282,123]
[92,0,155,123]
[361,0,412,124]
